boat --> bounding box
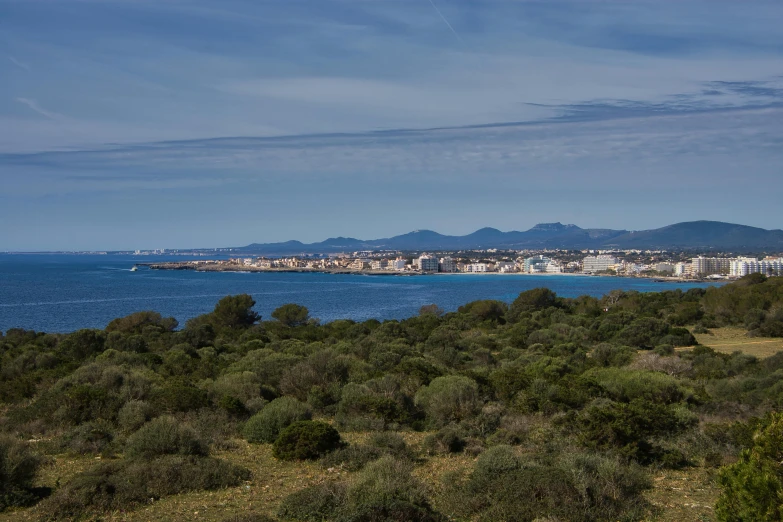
[130,266,138,272]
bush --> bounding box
[440,446,650,521]
[716,413,783,521]
[415,376,480,427]
[60,420,116,455]
[278,482,347,521]
[320,445,384,472]
[423,426,465,455]
[117,400,154,432]
[125,416,208,460]
[345,456,442,521]
[243,397,311,444]
[321,432,412,471]
[0,436,43,511]
[39,455,250,519]
[273,421,344,461]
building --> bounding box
[439,257,457,273]
[582,255,619,273]
[466,263,488,273]
[691,257,732,276]
[351,258,372,270]
[417,255,439,272]
[388,258,406,271]
[524,255,551,273]
[370,259,389,270]
[731,257,783,277]
[496,261,516,273]
[655,263,675,273]
[545,261,563,273]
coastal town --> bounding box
[142,250,783,280]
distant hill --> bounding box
[235,221,783,254]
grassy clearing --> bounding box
[643,467,721,522]
[685,327,783,358]
[0,432,723,522]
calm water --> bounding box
[0,254,724,333]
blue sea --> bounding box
[0,254,724,333]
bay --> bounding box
[0,254,723,333]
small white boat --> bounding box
[130,266,138,272]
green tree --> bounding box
[271,304,310,327]
[716,413,783,521]
[212,294,260,329]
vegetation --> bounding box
[0,277,782,519]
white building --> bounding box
[371,259,389,270]
[545,261,563,273]
[524,255,551,273]
[496,261,516,273]
[417,255,439,272]
[466,263,488,273]
[439,257,457,273]
[582,255,619,273]
[690,257,732,276]
[731,257,783,277]
[388,258,406,271]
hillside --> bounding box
[235,220,782,254]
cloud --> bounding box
[15,98,61,120]
[8,56,30,71]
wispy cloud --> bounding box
[15,98,61,120]
[8,56,30,71]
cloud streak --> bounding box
[15,98,61,120]
[8,56,30,71]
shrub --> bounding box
[60,420,116,455]
[322,432,412,471]
[125,416,208,460]
[117,400,155,432]
[243,397,311,444]
[716,413,783,521]
[321,445,384,472]
[273,421,344,461]
[221,515,276,522]
[39,455,250,519]
[345,456,442,521]
[0,436,43,511]
[423,426,465,455]
[278,482,347,521]
[415,375,480,427]
[440,446,651,522]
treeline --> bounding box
[0,274,782,520]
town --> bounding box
[145,250,783,279]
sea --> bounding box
[0,254,725,333]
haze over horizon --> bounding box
[2,0,782,251]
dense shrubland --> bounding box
[0,276,781,519]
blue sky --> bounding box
[1,0,782,251]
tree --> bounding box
[509,288,558,321]
[212,294,260,329]
[271,304,310,327]
[716,413,783,521]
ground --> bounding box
[3,329,779,522]
[0,433,724,522]
[688,327,783,358]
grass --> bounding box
[686,327,783,358]
[0,430,725,522]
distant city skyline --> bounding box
[1,0,782,251]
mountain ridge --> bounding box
[238,221,783,255]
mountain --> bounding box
[605,221,783,250]
[232,221,783,255]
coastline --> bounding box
[139,262,716,283]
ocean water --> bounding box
[0,254,724,333]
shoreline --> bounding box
[138,263,718,283]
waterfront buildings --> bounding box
[439,257,457,273]
[730,258,783,277]
[582,255,619,273]
[691,256,732,276]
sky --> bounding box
[1,0,782,251]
